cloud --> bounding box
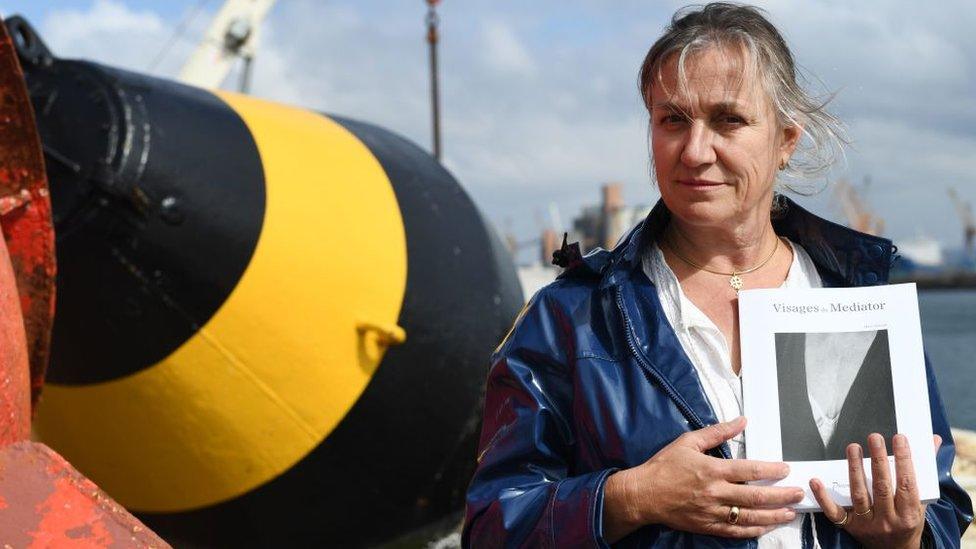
[38,0,206,77]
[45,0,164,37]
[480,20,536,76]
[764,1,976,136]
[247,2,429,140]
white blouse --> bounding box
[805,331,877,447]
[642,237,823,549]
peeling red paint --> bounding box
[0,18,57,411]
[28,476,115,547]
[0,442,169,548]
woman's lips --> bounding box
[677,179,725,189]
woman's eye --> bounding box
[718,114,746,126]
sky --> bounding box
[2,0,974,261]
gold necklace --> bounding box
[665,234,781,293]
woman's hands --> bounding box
[603,416,804,543]
[810,433,940,549]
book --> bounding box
[739,283,938,511]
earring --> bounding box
[779,159,788,171]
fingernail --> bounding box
[780,464,790,477]
[794,489,805,501]
[894,434,907,449]
[784,510,796,520]
[869,433,883,448]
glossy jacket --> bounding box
[463,197,973,548]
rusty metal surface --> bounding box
[0,221,29,445]
[0,220,31,446]
[0,441,171,548]
[0,18,56,409]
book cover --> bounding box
[739,283,938,511]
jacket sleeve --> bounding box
[462,288,616,549]
[921,354,973,548]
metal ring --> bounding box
[727,505,741,525]
[832,509,850,526]
[854,507,873,517]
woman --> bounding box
[463,3,972,548]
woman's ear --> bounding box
[781,123,802,159]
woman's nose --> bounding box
[680,121,716,167]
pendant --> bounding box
[729,273,743,292]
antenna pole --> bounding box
[426,0,441,161]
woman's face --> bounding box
[650,45,800,232]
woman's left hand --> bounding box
[810,433,941,549]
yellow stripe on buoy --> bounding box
[33,91,408,512]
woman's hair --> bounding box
[638,3,845,186]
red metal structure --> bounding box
[0,17,167,547]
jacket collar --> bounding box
[586,195,895,290]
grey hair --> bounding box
[638,3,846,191]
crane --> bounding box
[177,0,277,92]
[833,178,884,236]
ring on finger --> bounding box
[727,505,740,525]
[854,507,873,517]
[831,509,850,526]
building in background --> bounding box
[515,183,651,301]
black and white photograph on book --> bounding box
[775,329,897,462]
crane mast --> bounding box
[178,0,277,91]
[833,178,884,236]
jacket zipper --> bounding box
[614,285,731,460]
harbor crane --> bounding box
[833,178,884,236]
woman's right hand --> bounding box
[603,416,805,542]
